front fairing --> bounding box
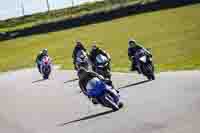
[42,64,51,73]
[136,51,153,64]
[97,63,108,69]
[96,55,108,65]
[86,80,107,97]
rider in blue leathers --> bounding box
[72,41,87,70]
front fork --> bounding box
[105,87,120,103]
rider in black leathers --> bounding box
[89,44,111,71]
[35,49,48,73]
[72,41,87,70]
[128,39,151,72]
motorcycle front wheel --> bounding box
[103,94,119,111]
[43,73,50,79]
[145,64,155,80]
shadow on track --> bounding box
[58,110,114,126]
[64,78,78,84]
[32,79,46,83]
[118,80,150,90]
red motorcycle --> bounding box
[40,56,52,79]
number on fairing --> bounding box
[139,56,147,63]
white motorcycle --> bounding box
[94,54,111,79]
[75,50,89,70]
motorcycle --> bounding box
[94,54,111,79]
[134,49,155,80]
[75,50,89,70]
[40,56,52,79]
[86,77,123,111]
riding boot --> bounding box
[136,65,142,74]
[37,64,41,73]
[74,64,78,71]
[92,65,95,71]
[130,61,136,71]
[91,98,99,105]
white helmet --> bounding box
[42,49,48,55]
[128,39,137,48]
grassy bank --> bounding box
[0,0,141,32]
[0,3,199,72]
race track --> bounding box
[0,68,200,133]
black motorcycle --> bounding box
[94,54,111,80]
[134,49,155,80]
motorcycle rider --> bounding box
[128,39,152,72]
[89,43,111,71]
[35,49,49,73]
[72,40,87,70]
[77,68,116,104]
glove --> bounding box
[38,61,42,65]
[129,56,134,60]
[98,75,105,80]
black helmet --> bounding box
[77,67,88,80]
[92,41,99,50]
[76,40,83,47]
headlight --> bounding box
[98,65,104,68]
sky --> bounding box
[0,0,102,20]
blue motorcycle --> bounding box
[85,77,123,111]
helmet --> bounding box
[92,42,98,50]
[42,49,48,55]
[77,67,88,80]
[128,39,137,48]
[76,40,83,47]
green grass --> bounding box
[0,3,200,72]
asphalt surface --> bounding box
[0,68,200,133]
